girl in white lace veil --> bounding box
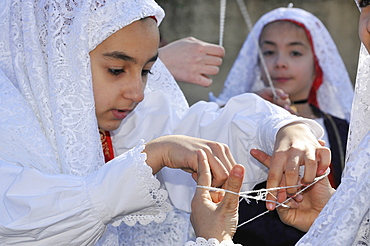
[0,0,190,245]
[0,0,167,175]
[211,7,353,122]
[296,1,370,244]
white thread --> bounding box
[196,168,331,227]
[235,0,278,101]
[219,0,227,46]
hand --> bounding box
[252,122,331,210]
[159,37,225,87]
[144,135,236,187]
[191,149,244,242]
[255,87,297,115]
[250,148,335,232]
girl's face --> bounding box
[90,18,159,131]
[358,0,370,53]
[259,21,315,101]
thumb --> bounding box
[221,164,244,207]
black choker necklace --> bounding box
[292,99,309,105]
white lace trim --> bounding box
[185,238,242,246]
[118,207,191,245]
[109,141,172,227]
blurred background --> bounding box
[156,0,360,105]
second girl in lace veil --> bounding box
[209,6,354,246]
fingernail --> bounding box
[317,169,325,175]
[232,165,243,177]
[266,203,274,210]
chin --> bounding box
[98,122,121,132]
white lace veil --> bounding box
[0,0,164,176]
[296,3,370,245]
[211,7,353,121]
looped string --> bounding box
[196,168,331,227]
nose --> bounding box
[122,75,145,103]
[274,54,288,69]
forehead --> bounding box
[260,21,309,44]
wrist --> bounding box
[143,139,166,174]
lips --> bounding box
[111,109,130,120]
[273,77,291,83]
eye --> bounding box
[291,51,303,57]
[108,68,124,76]
[262,50,274,56]
[359,0,370,7]
[142,69,153,76]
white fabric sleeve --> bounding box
[185,238,242,246]
[0,143,171,245]
[169,93,324,194]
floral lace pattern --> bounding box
[297,132,370,245]
[211,7,353,122]
[185,238,242,246]
[145,59,189,117]
[297,37,370,246]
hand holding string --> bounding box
[191,149,244,242]
[158,37,225,87]
[255,123,331,210]
[144,135,236,188]
[250,147,335,232]
[254,87,297,115]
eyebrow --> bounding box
[103,51,158,64]
[262,40,308,48]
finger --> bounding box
[250,148,272,168]
[212,143,236,171]
[300,151,318,185]
[284,155,300,196]
[201,64,220,76]
[204,44,225,57]
[203,55,223,67]
[195,149,212,197]
[316,147,331,176]
[274,90,289,101]
[210,190,225,203]
[204,144,232,187]
[318,140,326,147]
[283,105,299,115]
[266,152,288,210]
[195,74,213,87]
[220,164,244,209]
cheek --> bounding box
[92,74,110,111]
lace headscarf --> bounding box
[0,0,164,176]
[211,7,353,122]
[296,3,370,244]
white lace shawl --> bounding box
[211,7,354,122]
[0,0,164,176]
[296,39,370,246]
